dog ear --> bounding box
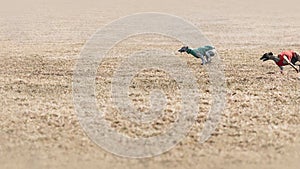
[268,52,273,55]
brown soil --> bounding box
[1,0,300,169]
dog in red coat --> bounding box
[260,51,300,74]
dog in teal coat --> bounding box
[178,45,216,65]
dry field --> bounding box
[1,0,300,169]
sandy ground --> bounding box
[1,0,300,168]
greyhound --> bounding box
[178,45,216,65]
[260,51,300,74]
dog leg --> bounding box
[199,54,207,65]
[297,65,300,80]
[205,50,215,63]
[205,55,211,63]
[284,56,299,73]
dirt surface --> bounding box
[1,0,300,169]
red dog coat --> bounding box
[276,51,295,67]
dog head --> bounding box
[178,46,189,53]
[260,52,274,62]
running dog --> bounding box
[260,51,300,74]
[178,45,216,65]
